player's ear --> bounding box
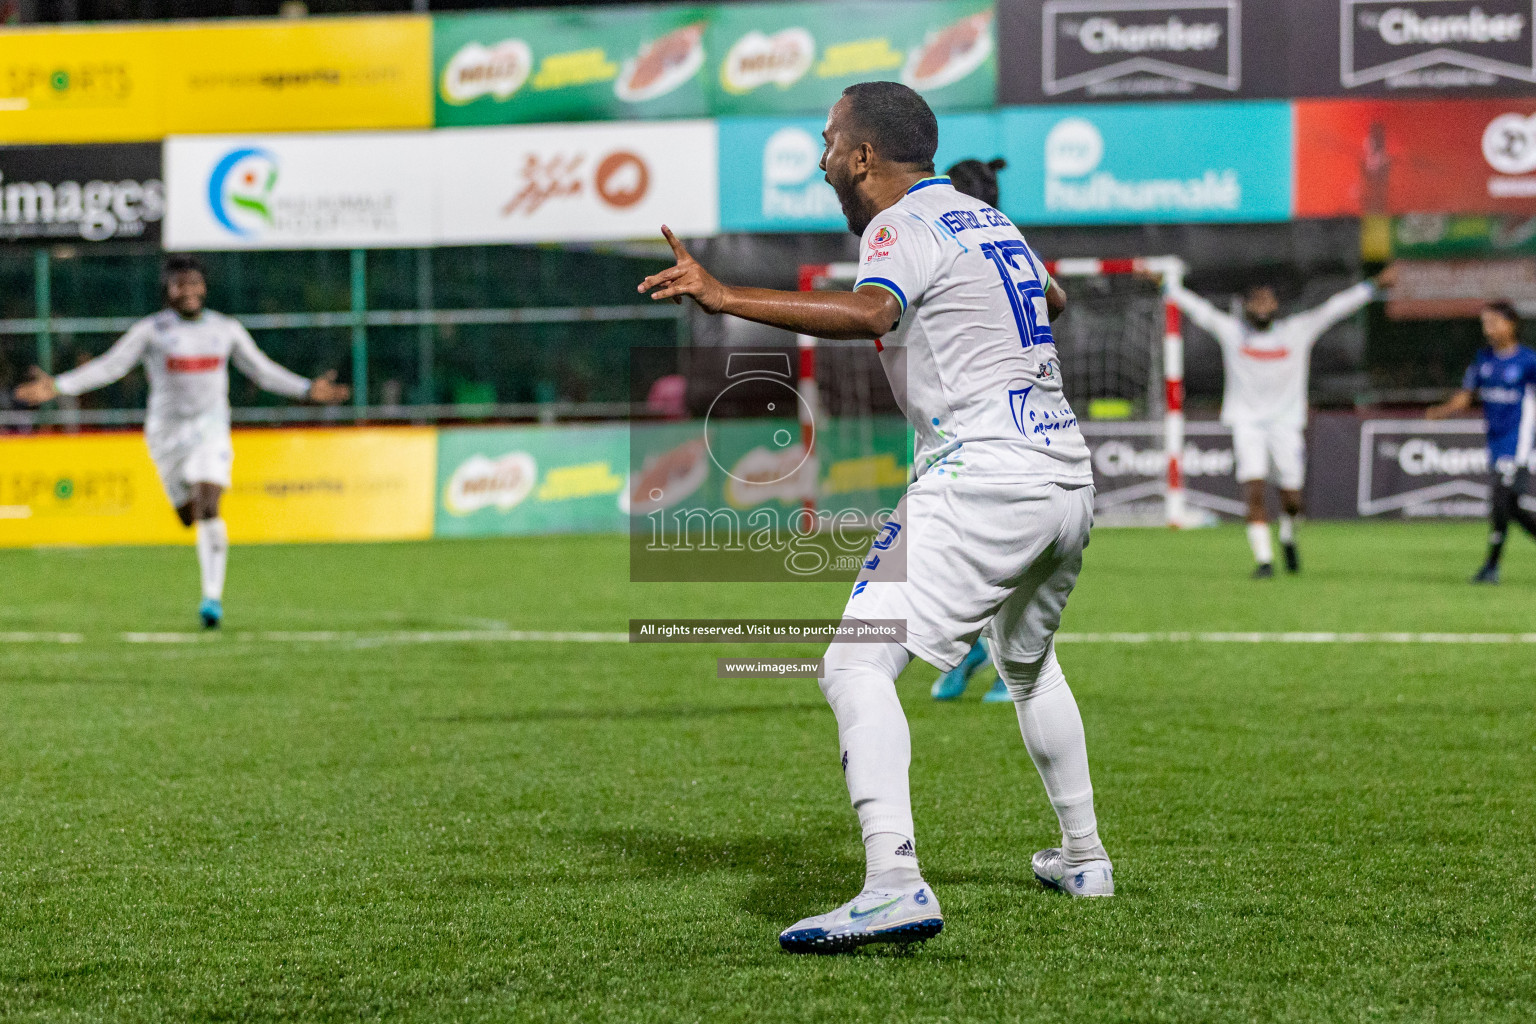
[853,141,875,176]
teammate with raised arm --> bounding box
[13,254,350,628]
[1166,267,1396,577]
[1427,300,1536,583]
[640,83,1104,954]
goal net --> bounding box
[798,257,1193,527]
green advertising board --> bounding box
[628,416,910,519]
[432,0,995,126]
[436,424,630,537]
[435,418,911,539]
[705,0,994,117]
[1393,214,1536,259]
[434,7,714,127]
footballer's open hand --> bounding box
[638,226,728,314]
[308,370,351,405]
[13,366,58,407]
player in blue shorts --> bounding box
[1427,300,1536,583]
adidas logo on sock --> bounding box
[893,840,915,858]
[841,750,848,773]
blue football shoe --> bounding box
[930,639,990,700]
[982,677,1012,703]
[779,884,943,954]
[199,597,223,629]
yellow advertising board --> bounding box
[0,427,435,548]
[0,26,166,143]
[164,17,432,135]
[223,427,436,543]
[0,15,431,144]
[0,431,186,546]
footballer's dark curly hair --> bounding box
[160,253,207,298]
[946,157,1007,208]
[839,81,939,172]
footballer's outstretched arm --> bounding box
[639,227,902,341]
[229,323,350,404]
[13,320,153,406]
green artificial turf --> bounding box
[1,522,1533,1023]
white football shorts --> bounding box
[147,417,234,508]
[1231,422,1306,491]
[842,474,1094,671]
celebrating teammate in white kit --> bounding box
[13,254,350,627]
[1166,267,1396,577]
[640,82,1107,953]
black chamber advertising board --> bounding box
[999,0,1536,103]
[0,143,163,245]
[1290,0,1536,97]
[997,0,1291,102]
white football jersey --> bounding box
[854,178,1090,485]
[54,308,311,442]
[1167,281,1376,429]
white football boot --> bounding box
[1032,848,1114,897]
[778,884,943,954]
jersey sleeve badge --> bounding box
[865,224,898,264]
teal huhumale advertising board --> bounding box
[433,0,996,127]
[999,102,1294,225]
[718,112,1000,232]
[718,102,1295,233]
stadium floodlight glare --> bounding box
[798,256,1192,528]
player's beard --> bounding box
[171,297,204,319]
[1245,312,1275,330]
[827,171,874,236]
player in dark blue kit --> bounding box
[1427,301,1536,583]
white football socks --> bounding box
[195,517,228,601]
[820,639,920,888]
[998,644,1108,868]
[1247,521,1274,565]
[1278,513,1296,546]
[864,832,923,891]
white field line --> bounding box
[0,630,1533,647]
[1055,632,1536,644]
[117,629,632,645]
[0,632,84,643]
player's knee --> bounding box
[995,644,1066,703]
[819,641,906,714]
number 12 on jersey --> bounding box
[980,240,1053,350]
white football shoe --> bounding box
[1032,848,1114,897]
[778,884,943,954]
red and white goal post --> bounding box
[797,256,1193,527]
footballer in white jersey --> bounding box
[640,82,1114,951]
[14,255,349,627]
[1167,268,1395,576]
